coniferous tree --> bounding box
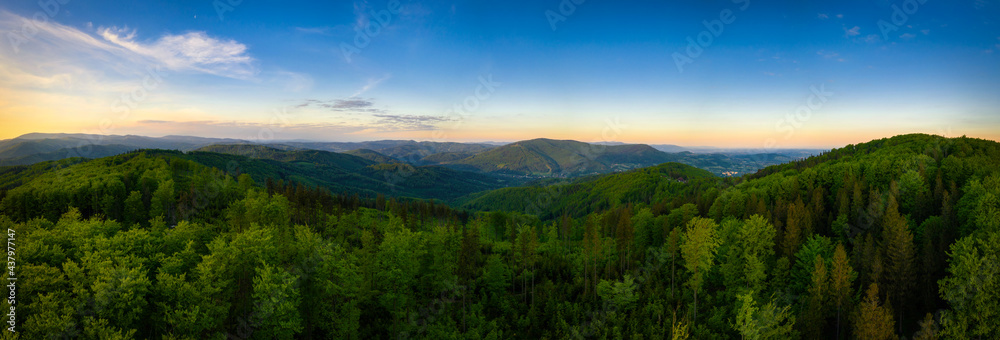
[829,243,856,340]
[853,283,895,340]
[801,254,829,338]
[882,193,916,334]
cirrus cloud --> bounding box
[98,26,257,79]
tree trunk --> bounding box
[671,256,676,299]
[898,308,903,335]
[693,288,698,327]
[836,307,841,340]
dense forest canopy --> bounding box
[1,133,999,339]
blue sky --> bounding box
[1,0,998,148]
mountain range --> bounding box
[0,133,808,177]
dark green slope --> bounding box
[1,133,999,339]
[459,162,715,219]
[419,151,477,164]
[0,146,506,215]
[195,144,374,170]
[343,149,401,164]
[185,146,506,201]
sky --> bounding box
[0,0,998,148]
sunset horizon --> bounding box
[2,1,997,148]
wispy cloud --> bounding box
[294,26,333,35]
[131,119,368,140]
[844,26,861,37]
[132,112,452,137]
[98,26,257,79]
[295,98,384,113]
[372,114,452,131]
[0,11,257,82]
[352,74,391,97]
[817,50,839,59]
[818,13,829,19]
[272,71,313,92]
[860,34,880,44]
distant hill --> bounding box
[0,144,137,166]
[283,140,497,163]
[420,152,478,165]
[443,138,666,176]
[0,133,250,161]
[0,133,798,177]
[457,162,715,219]
[650,143,827,159]
[195,144,374,171]
[189,144,508,201]
[343,149,400,164]
[436,138,794,177]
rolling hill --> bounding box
[457,161,716,219]
[282,140,498,163]
[188,144,508,201]
[442,138,666,175]
[438,138,793,177]
[1,134,998,339]
[0,144,138,166]
[343,149,401,164]
[0,133,796,178]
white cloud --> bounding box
[818,13,829,19]
[0,11,256,83]
[0,10,262,136]
[294,26,333,35]
[900,33,916,40]
[844,26,861,37]
[98,26,256,79]
[817,50,839,59]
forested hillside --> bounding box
[458,162,717,220]
[444,138,793,177]
[283,140,498,164]
[183,147,507,201]
[1,134,998,339]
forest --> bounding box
[1,133,998,339]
